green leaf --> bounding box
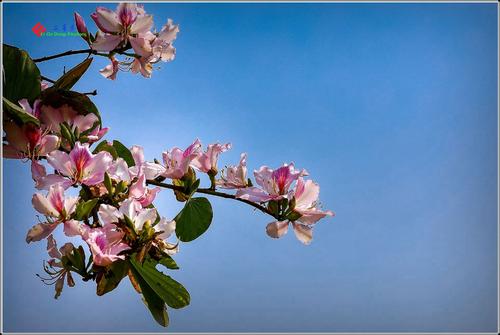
[174,197,213,242]
[2,44,41,103]
[96,260,129,296]
[159,255,179,270]
[129,265,169,327]
[112,140,135,167]
[74,199,99,220]
[130,256,190,309]
[54,58,93,90]
[93,140,118,159]
[2,97,40,125]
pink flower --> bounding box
[99,56,119,80]
[131,57,153,78]
[216,153,249,189]
[149,19,179,63]
[3,100,59,159]
[84,224,131,267]
[46,142,113,187]
[74,12,88,35]
[293,177,334,225]
[160,139,202,179]
[98,199,157,232]
[191,142,231,174]
[153,217,178,255]
[39,104,105,144]
[26,184,79,243]
[129,174,160,207]
[236,163,307,202]
[128,145,165,180]
[265,220,315,245]
[90,3,153,54]
[265,178,333,245]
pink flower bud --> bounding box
[74,12,88,35]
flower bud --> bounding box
[74,12,88,34]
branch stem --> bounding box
[146,179,276,218]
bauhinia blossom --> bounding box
[216,153,249,189]
[39,104,108,144]
[2,100,59,160]
[160,139,202,180]
[236,163,307,202]
[91,3,153,53]
[98,198,157,232]
[46,142,113,187]
[84,224,131,266]
[265,177,334,245]
[26,183,79,243]
[129,174,161,207]
[191,142,231,174]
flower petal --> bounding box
[91,7,122,33]
[26,222,58,243]
[292,222,313,245]
[266,221,289,239]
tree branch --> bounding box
[146,179,277,218]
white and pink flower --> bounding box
[191,142,231,174]
[216,153,249,189]
[84,224,131,266]
[265,177,334,245]
[46,142,113,187]
[236,163,307,202]
[160,139,202,180]
[91,3,153,54]
[26,184,79,243]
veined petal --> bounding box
[266,221,289,239]
[154,218,176,240]
[235,187,272,203]
[129,36,153,57]
[46,150,73,177]
[38,135,60,156]
[292,222,313,245]
[26,222,59,243]
[134,208,157,231]
[32,193,58,217]
[47,235,62,259]
[130,14,153,34]
[91,32,122,52]
[91,7,122,33]
[98,204,122,225]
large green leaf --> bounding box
[129,265,169,327]
[174,197,213,242]
[2,44,41,103]
[54,58,93,90]
[112,140,135,167]
[130,256,190,309]
[96,260,129,296]
[2,97,39,125]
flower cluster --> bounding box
[75,3,179,79]
[2,2,333,327]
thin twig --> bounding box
[146,179,276,218]
[41,75,56,83]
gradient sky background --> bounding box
[2,2,498,333]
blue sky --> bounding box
[2,2,498,333]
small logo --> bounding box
[32,23,46,37]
